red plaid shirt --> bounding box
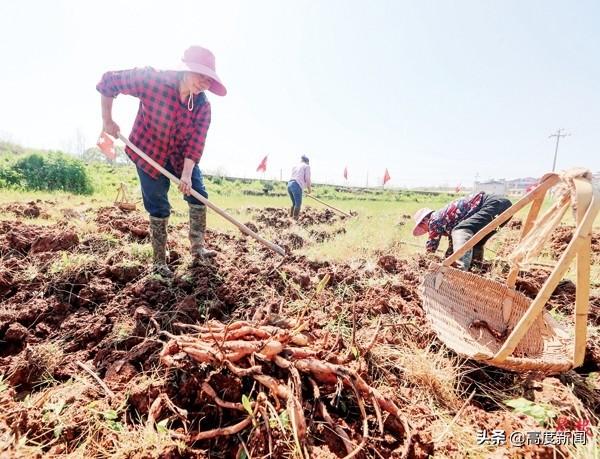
[96,67,211,179]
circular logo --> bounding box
[510,431,526,447]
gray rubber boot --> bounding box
[472,244,485,265]
[451,228,474,271]
[149,216,173,277]
[189,204,217,261]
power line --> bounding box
[549,129,571,172]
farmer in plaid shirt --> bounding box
[97,46,226,276]
[412,192,512,270]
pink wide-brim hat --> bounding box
[412,208,434,236]
[176,46,227,96]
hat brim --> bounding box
[175,61,227,96]
[412,225,428,237]
[412,210,433,236]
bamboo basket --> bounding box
[420,170,599,373]
[114,182,137,212]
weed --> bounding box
[130,243,153,262]
[504,398,557,426]
[371,338,463,410]
[49,252,96,277]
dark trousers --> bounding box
[453,194,512,236]
[136,161,208,218]
[449,194,512,269]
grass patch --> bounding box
[130,243,153,263]
[371,338,464,411]
[49,252,97,277]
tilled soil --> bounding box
[0,206,597,458]
[245,207,351,252]
[249,207,348,229]
[0,200,49,219]
[550,225,600,260]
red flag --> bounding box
[256,155,268,173]
[525,181,539,194]
[343,166,348,180]
[97,132,116,160]
[383,168,391,185]
[455,183,462,193]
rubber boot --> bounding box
[451,228,474,271]
[472,244,485,266]
[189,204,217,262]
[149,216,172,277]
[292,206,301,220]
[444,237,454,259]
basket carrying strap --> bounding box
[507,195,570,268]
[492,173,599,364]
[573,178,594,366]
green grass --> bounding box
[299,198,447,261]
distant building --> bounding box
[506,176,539,195]
[474,179,508,196]
[593,171,600,189]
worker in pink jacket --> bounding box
[287,155,312,219]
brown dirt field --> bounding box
[245,207,350,251]
[0,200,49,219]
[0,206,597,458]
[550,224,600,260]
[249,207,347,229]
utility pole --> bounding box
[549,129,571,172]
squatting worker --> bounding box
[96,46,226,277]
[412,192,512,271]
[287,155,312,219]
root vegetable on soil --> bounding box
[158,319,412,454]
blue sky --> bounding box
[0,0,598,187]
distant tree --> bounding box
[262,180,274,194]
[82,147,106,163]
[74,128,86,157]
[0,140,25,155]
[82,145,129,165]
[11,152,93,194]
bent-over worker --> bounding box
[412,192,512,271]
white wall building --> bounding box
[506,176,539,195]
[473,179,508,196]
